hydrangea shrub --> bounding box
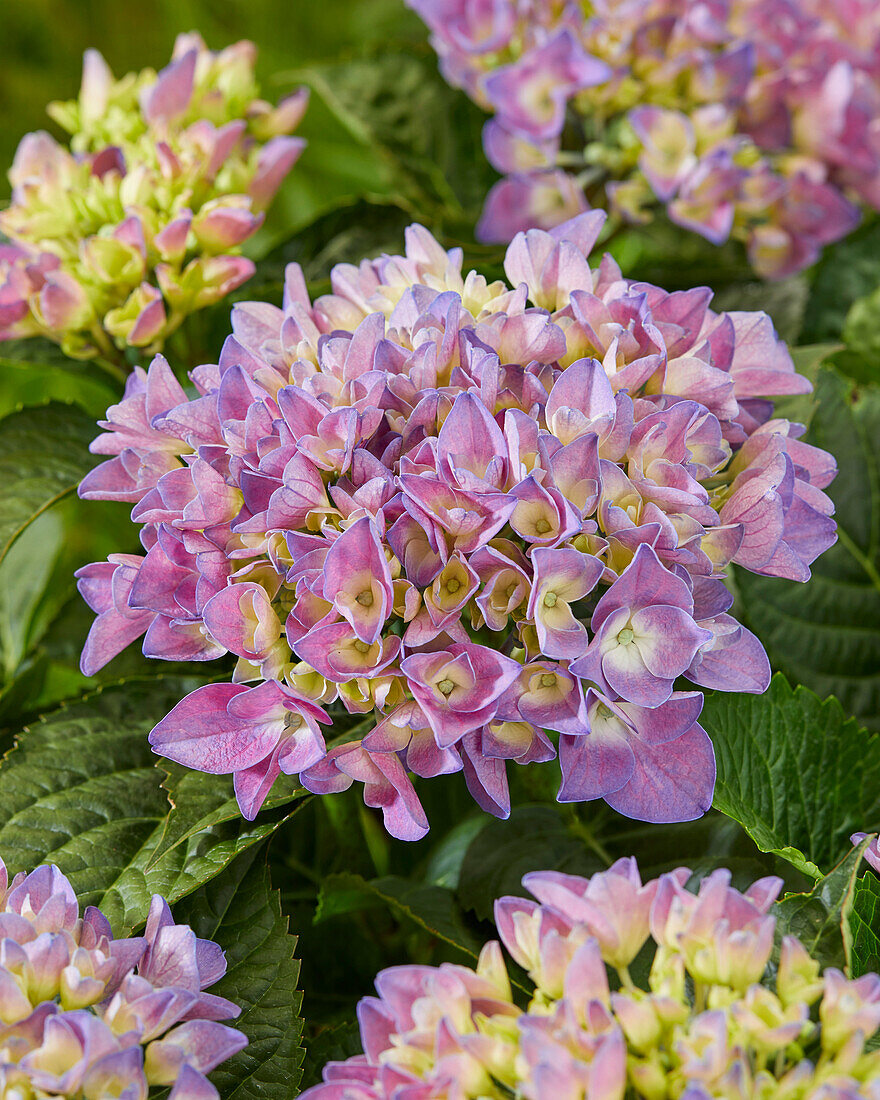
[0,34,307,359]
[303,856,880,1100]
[0,856,245,1100]
[407,0,880,277]
[72,211,838,839]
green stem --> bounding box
[92,354,129,384]
[837,526,880,596]
[617,964,636,991]
[88,323,130,382]
[565,808,614,867]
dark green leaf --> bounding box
[735,368,880,731]
[457,805,598,921]
[705,675,880,878]
[0,679,296,932]
[300,1021,362,1092]
[316,872,484,961]
[850,871,880,979]
[0,679,192,905]
[0,353,117,419]
[838,289,880,384]
[0,402,99,566]
[171,854,304,1100]
[423,817,488,891]
[0,509,67,681]
[774,840,869,972]
[802,216,880,343]
[149,764,306,868]
[283,51,497,234]
[771,343,842,430]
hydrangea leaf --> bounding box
[0,347,117,419]
[300,1021,362,1092]
[802,220,880,344]
[735,368,880,731]
[457,806,599,921]
[773,839,870,972]
[849,872,880,979]
[315,872,484,961]
[0,679,298,932]
[838,288,880,383]
[0,509,67,683]
[288,52,496,228]
[99,801,304,935]
[704,675,880,878]
[0,402,99,566]
[170,852,305,1100]
[771,343,842,430]
[148,764,307,869]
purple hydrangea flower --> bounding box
[0,35,307,358]
[301,855,880,1100]
[0,855,246,1100]
[408,0,879,277]
[77,213,836,838]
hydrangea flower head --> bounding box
[407,0,880,277]
[0,854,246,1100]
[0,34,307,358]
[76,213,837,838]
[302,856,880,1100]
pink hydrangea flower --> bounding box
[301,857,880,1100]
[0,855,245,1100]
[408,0,878,277]
[77,213,836,837]
[0,35,307,359]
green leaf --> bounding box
[300,1021,362,1092]
[0,679,297,932]
[148,764,306,869]
[0,678,191,903]
[802,216,880,343]
[771,343,842,430]
[0,402,99,566]
[282,51,497,233]
[0,508,67,681]
[849,871,880,979]
[457,805,598,921]
[423,817,488,891]
[316,872,484,961]
[735,368,880,731]
[99,806,301,936]
[774,840,870,972]
[171,854,305,1100]
[0,353,117,419]
[705,676,880,879]
[839,288,880,384]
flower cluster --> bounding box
[0,855,246,1100]
[76,212,837,839]
[0,34,306,359]
[303,856,880,1100]
[406,0,880,277]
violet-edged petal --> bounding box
[604,723,715,823]
[148,682,279,774]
